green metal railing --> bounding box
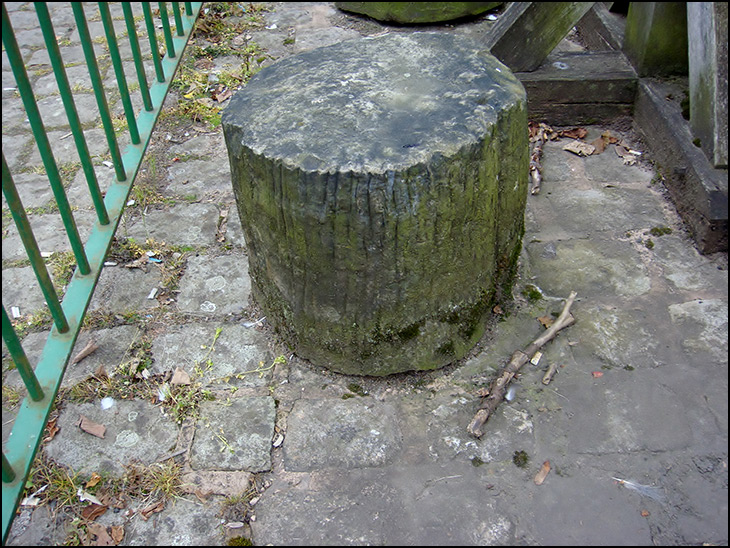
[2,3,202,542]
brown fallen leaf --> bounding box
[563,139,595,157]
[85,523,115,546]
[94,364,108,380]
[492,304,504,315]
[212,86,232,103]
[78,415,106,439]
[640,509,650,517]
[81,503,108,521]
[140,499,165,520]
[171,367,191,386]
[614,144,638,165]
[72,339,99,364]
[44,417,60,442]
[534,460,551,485]
[110,526,124,544]
[86,472,102,488]
[590,135,607,154]
[558,127,587,140]
[123,255,149,271]
[193,488,210,503]
[537,315,554,328]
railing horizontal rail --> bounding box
[1,3,202,542]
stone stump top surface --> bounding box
[223,32,525,174]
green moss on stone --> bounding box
[649,226,672,236]
[522,284,542,302]
[513,450,530,468]
[347,383,368,396]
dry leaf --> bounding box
[534,460,551,485]
[537,315,554,328]
[78,415,106,438]
[193,489,210,503]
[614,145,638,165]
[86,523,115,546]
[640,509,650,517]
[602,131,619,144]
[592,371,604,378]
[123,255,148,271]
[93,364,108,380]
[110,526,124,544]
[86,472,102,488]
[492,304,504,314]
[81,503,108,521]
[140,499,165,520]
[563,140,595,157]
[558,127,587,140]
[171,367,191,386]
[44,417,60,442]
[72,339,99,364]
[590,135,607,154]
[212,86,232,103]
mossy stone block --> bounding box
[223,33,528,375]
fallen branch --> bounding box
[467,291,577,438]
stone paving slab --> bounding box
[176,254,251,316]
[2,209,97,262]
[87,264,162,314]
[120,203,221,248]
[3,325,141,392]
[150,323,273,388]
[1,266,53,316]
[43,399,179,476]
[283,398,402,471]
[190,396,276,472]
[164,158,233,201]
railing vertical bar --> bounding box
[2,154,69,333]
[2,306,45,402]
[1,4,91,276]
[98,1,141,145]
[35,2,110,226]
[122,2,153,112]
[71,2,127,182]
[159,2,177,58]
[184,2,193,16]
[171,2,184,36]
[2,5,204,543]
[142,2,166,83]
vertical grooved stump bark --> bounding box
[223,33,528,376]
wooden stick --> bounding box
[467,291,577,438]
[541,362,559,385]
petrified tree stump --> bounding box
[223,32,528,376]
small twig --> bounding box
[467,292,577,438]
[541,363,559,385]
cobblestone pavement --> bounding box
[3,2,728,546]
